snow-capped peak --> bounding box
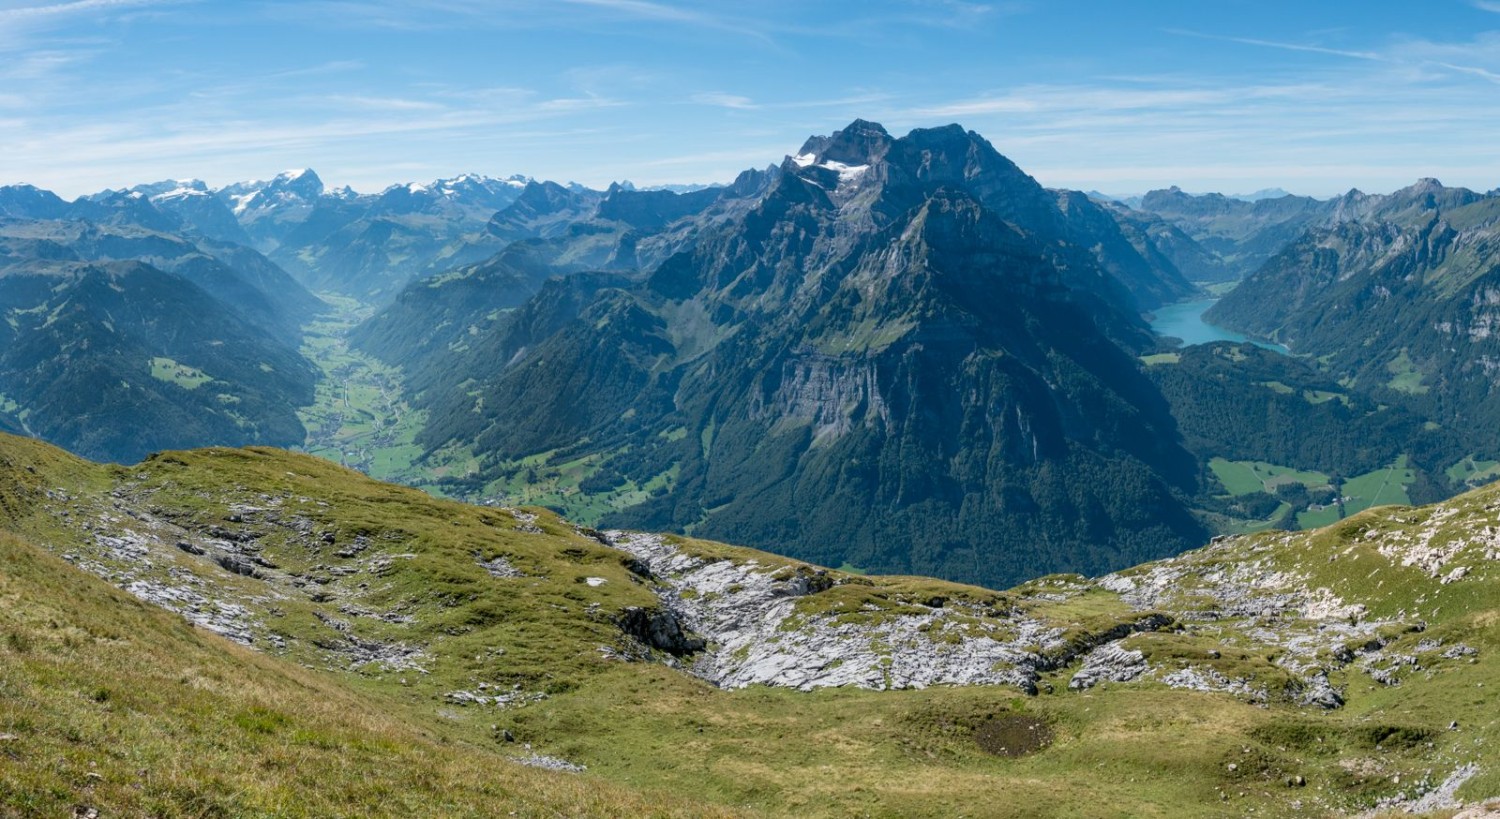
[790,150,868,188]
[150,179,211,201]
[222,168,324,214]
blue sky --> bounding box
[4,0,1500,198]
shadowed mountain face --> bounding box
[0,261,316,463]
[1207,180,1500,440]
[358,121,1207,588]
[0,216,323,337]
[0,186,324,463]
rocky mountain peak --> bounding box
[69,189,182,233]
[1140,186,1234,215]
[514,180,578,208]
[0,184,70,219]
[726,164,780,198]
[1366,178,1484,222]
[822,118,893,165]
[116,179,212,201]
[218,168,326,219]
[1321,187,1378,224]
[270,168,324,196]
[792,119,894,172]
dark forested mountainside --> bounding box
[1146,343,1466,502]
[0,261,315,462]
[1207,181,1500,441]
[0,185,324,463]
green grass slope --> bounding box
[0,432,1496,817]
[0,531,734,818]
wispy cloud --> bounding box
[264,60,364,80]
[261,0,774,42]
[1431,61,1500,84]
[557,0,775,43]
[325,94,447,112]
[0,0,187,52]
[0,48,85,79]
[1472,0,1500,12]
[911,86,1253,118]
[691,92,757,110]
[0,0,175,23]
[891,0,1028,28]
[1166,29,1384,61]
[536,94,626,112]
[1167,28,1500,89]
[555,0,712,24]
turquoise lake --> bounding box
[1148,298,1288,354]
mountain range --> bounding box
[1,119,1498,592]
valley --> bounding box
[295,276,1471,565]
[295,296,458,489]
[294,295,661,521]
